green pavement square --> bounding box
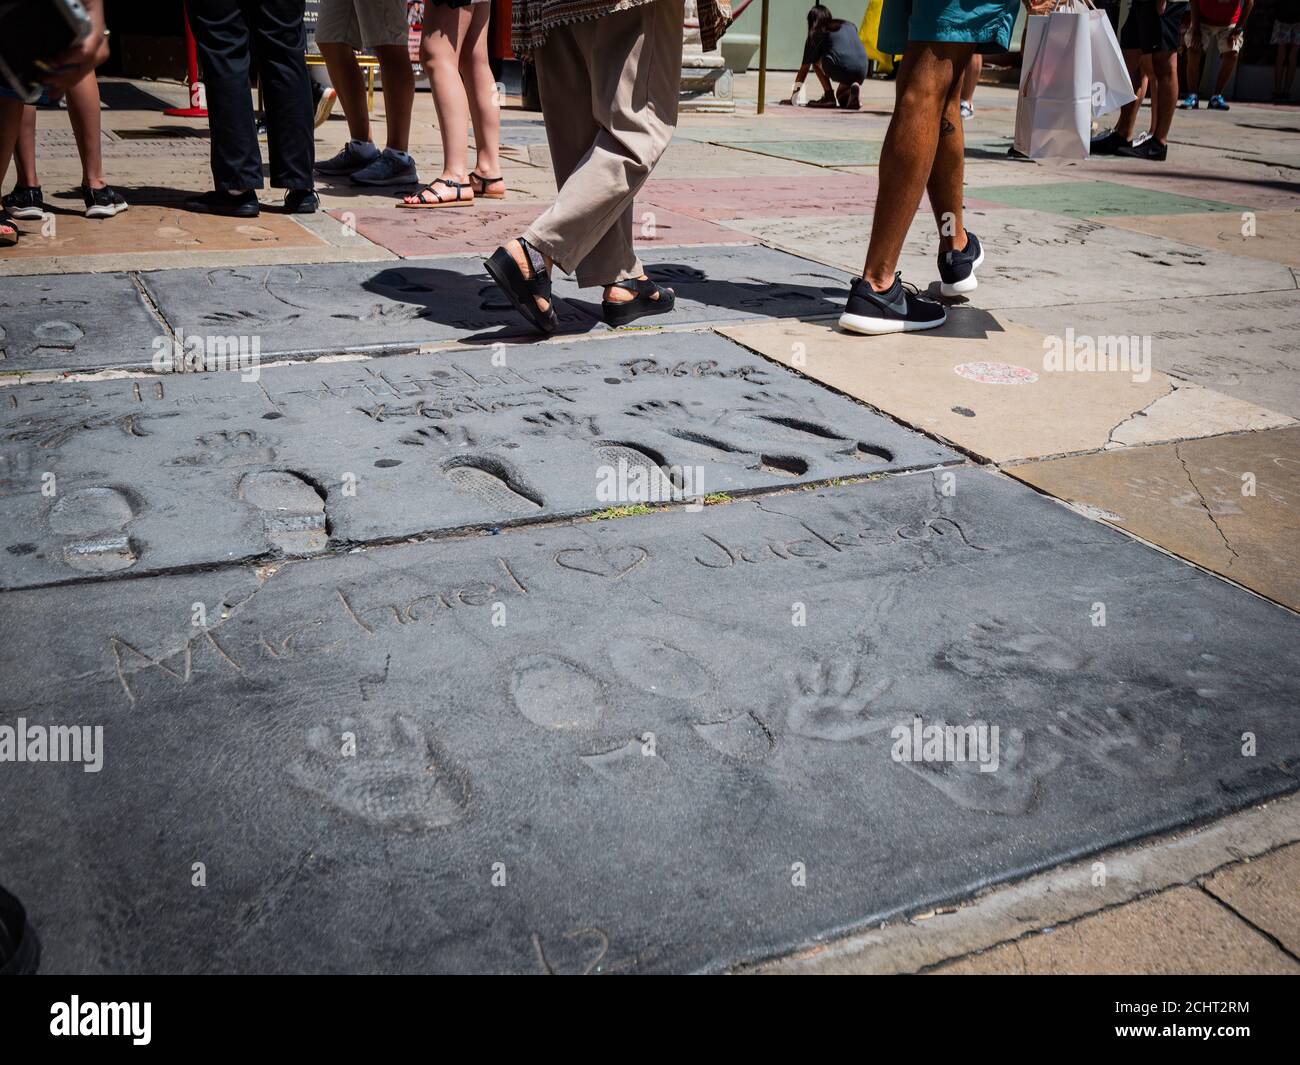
[713,139,884,166]
[967,180,1247,218]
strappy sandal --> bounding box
[396,177,474,209]
[0,209,19,248]
[601,277,675,327]
[485,238,558,334]
[470,172,506,199]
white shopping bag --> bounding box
[1014,2,1094,159]
[1088,7,1136,116]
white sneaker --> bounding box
[959,100,974,121]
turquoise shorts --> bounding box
[878,0,1022,55]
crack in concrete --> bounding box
[1104,384,1174,449]
[1176,443,1240,565]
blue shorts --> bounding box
[878,0,1022,55]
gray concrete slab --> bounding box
[0,330,956,588]
[137,258,604,357]
[0,272,164,375]
[2,470,1297,973]
[552,244,854,326]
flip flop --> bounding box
[396,177,474,209]
[0,209,19,247]
[601,278,675,327]
[485,239,558,334]
[470,172,506,199]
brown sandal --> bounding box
[470,172,506,199]
[396,177,474,209]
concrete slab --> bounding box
[1203,842,1300,956]
[553,244,855,326]
[716,315,1292,463]
[138,257,602,355]
[0,272,163,375]
[1005,291,1300,419]
[3,470,1300,973]
[1097,209,1300,267]
[0,330,957,588]
[640,173,875,221]
[327,203,753,259]
[1,205,326,262]
[717,208,1296,308]
[711,139,884,167]
[1007,426,1300,611]
[968,180,1247,218]
[934,886,1300,974]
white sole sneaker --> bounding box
[8,207,44,220]
[939,247,984,297]
[838,309,947,335]
[86,202,128,219]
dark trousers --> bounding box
[189,0,313,191]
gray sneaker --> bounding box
[351,148,419,187]
[315,141,379,176]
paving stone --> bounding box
[327,203,754,259]
[2,470,1299,973]
[710,139,884,167]
[1005,291,1300,419]
[934,886,1300,974]
[717,315,1292,463]
[721,207,1297,308]
[1203,842,1300,956]
[1007,426,1300,611]
[0,272,163,375]
[1097,209,1300,267]
[2,205,326,263]
[551,244,855,326]
[1087,170,1300,212]
[137,256,602,354]
[967,180,1248,218]
[0,330,956,588]
[640,173,876,221]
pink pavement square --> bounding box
[640,174,874,221]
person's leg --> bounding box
[189,0,262,191]
[247,0,314,191]
[1185,34,1205,97]
[65,72,106,188]
[14,104,36,187]
[374,44,414,152]
[412,4,473,199]
[318,42,372,143]
[927,66,967,255]
[1213,33,1239,95]
[0,97,24,242]
[460,3,501,187]
[1151,49,1179,143]
[863,40,972,290]
[960,52,981,106]
[1114,48,1145,140]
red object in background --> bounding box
[492,0,512,59]
[163,7,208,117]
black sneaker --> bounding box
[1090,130,1128,155]
[284,188,319,214]
[1117,138,1167,161]
[938,231,984,297]
[3,185,45,219]
[838,273,947,335]
[83,185,127,218]
[186,189,260,217]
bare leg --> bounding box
[1186,42,1204,96]
[928,73,967,254]
[318,41,372,143]
[0,98,23,240]
[1213,48,1238,95]
[1152,49,1178,143]
[1115,49,1146,140]
[960,53,982,104]
[14,103,36,187]
[65,72,106,188]
[373,43,413,152]
[459,3,499,182]
[422,6,472,186]
[863,41,973,289]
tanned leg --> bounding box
[928,70,967,255]
[318,41,371,143]
[1152,49,1179,143]
[373,43,413,152]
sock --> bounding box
[349,139,379,159]
[383,148,412,163]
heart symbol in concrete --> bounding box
[555,545,648,580]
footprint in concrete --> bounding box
[510,654,605,730]
[904,725,1056,816]
[48,485,140,573]
[1047,705,1184,777]
[443,456,542,516]
[692,712,775,761]
[594,442,680,500]
[172,429,278,468]
[30,320,84,361]
[938,618,1093,678]
[607,636,713,699]
[289,714,469,832]
[786,657,893,741]
[579,738,668,781]
[239,470,328,555]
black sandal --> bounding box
[0,209,19,247]
[601,278,675,327]
[396,177,474,209]
[485,238,558,334]
[470,172,506,199]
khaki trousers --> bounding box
[522,0,684,288]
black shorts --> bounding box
[1120,1,1188,54]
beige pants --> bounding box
[522,0,684,288]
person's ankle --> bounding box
[862,270,895,292]
[940,228,968,255]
